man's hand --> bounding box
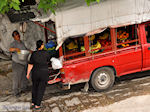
[9,48,20,52]
[15,48,20,52]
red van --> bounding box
[48,21,150,92]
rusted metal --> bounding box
[110,28,116,52]
[44,22,48,43]
[84,36,90,56]
[33,21,56,34]
[59,46,63,57]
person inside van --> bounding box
[98,31,111,52]
[65,38,78,53]
[81,35,102,53]
[91,38,102,53]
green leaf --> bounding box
[38,0,66,13]
[96,0,100,3]
[22,0,24,2]
[0,6,9,14]
[9,2,14,8]
[50,7,55,14]
[52,0,57,4]
[0,0,7,11]
[37,2,43,9]
[11,2,20,10]
[12,0,20,4]
[85,0,91,6]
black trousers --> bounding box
[32,68,48,106]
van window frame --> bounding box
[114,25,140,49]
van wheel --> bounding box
[91,67,115,92]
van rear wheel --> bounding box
[91,67,115,92]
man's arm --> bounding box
[9,42,20,52]
[9,48,20,52]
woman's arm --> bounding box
[26,64,33,79]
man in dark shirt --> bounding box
[9,30,30,97]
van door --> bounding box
[141,23,150,70]
[114,25,142,76]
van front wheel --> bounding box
[91,67,115,92]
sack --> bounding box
[50,57,63,70]
[45,40,56,48]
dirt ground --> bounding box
[1,61,150,112]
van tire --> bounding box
[91,67,115,92]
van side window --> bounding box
[116,25,139,49]
[63,37,85,60]
[88,28,112,54]
[145,24,150,43]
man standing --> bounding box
[9,30,30,97]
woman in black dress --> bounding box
[26,40,51,110]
